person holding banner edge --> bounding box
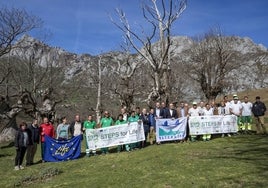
[188,102,200,142]
[40,117,54,163]
[83,115,97,156]
[100,111,114,154]
[115,114,127,152]
[128,110,141,149]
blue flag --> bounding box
[44,135,81,162]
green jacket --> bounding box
[128,115,140,123]
[115,119,127,125]
[83,120,96,129]
[100,117,113,128]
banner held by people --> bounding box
[189,115,238,135]
[156,117,187,142]
[44,135,82,162]
[86,122,145,150]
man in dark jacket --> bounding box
[69,114,84,138]
[26,119,40,166]
[252,96,267,134]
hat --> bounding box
[192,102,197,105]
[233,96,239,100]
[256,96,260,99]
[233,94,238,98]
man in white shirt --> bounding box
[241,96,253,134]
[202,103,214,141]
[188,102,200,141]
[229,96,243,133]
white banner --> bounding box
[188,115,238,135]
[156,117,187,142]
[85,122,145,150]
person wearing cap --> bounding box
[241,96,253,134]
[229,96,243,133]
[252,96,267,134]
[230,94,241,105]
[188,102,200,141]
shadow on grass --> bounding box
[0,141,14,149]
[204,135,268,187]
[0,153,12,158]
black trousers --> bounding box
[15,146,27,166]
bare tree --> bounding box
[111,0,187,105]
[95,55,102,124]
[0,7,42,99]
[184,28,240,101]
[0,40,64,132]
[0,7,42,57]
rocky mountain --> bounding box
[3,34,268,97]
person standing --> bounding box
[252,96,267,135]
[161,102,169,118]
[202,103,213,141]
[115,114,127,152]
[14,122,31,170]
[241,96,253,134]
[40,117,54,162]
[100,111,114,154]
[154,102,164,145]
[56,117,70,141]
[148,108,156,145]
[177,101,188,118]
[166,103,178,119]
[26,119,39,166]
[188,102,200,142]
[128,110,141,149]
[70,114,84,138]
[223,95,231,115]
[140,108,150,148]
[83,115,97,156]
[229,95,243,133]
[218,101,231,138]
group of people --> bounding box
[14,95,267,170]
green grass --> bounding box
[0,134,268,188]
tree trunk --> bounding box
[95,56,102,124]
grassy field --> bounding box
[1,88,267,188]
[0,134,268,188]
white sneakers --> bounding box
[14,165,25,170]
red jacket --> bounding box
[40,123,54,142]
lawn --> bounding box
[0,134,267,188]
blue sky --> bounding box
[1,0,267,55]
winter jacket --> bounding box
[28,124,40,144]
[40,123,55,143]
[252,101,267,117]
[14,129,32,148]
